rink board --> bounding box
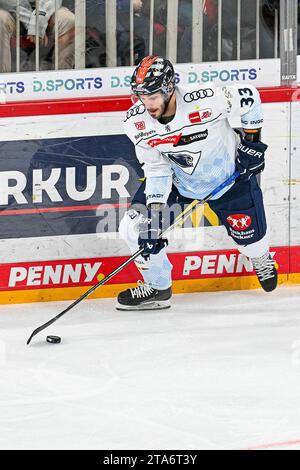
[0,245,297,304]
[0,59,281,103]
[0,84,299,302]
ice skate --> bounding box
[116,281,172,311]
[251,251,278,292]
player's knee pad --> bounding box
[119,209,143,244]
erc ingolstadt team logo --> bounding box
[226,214,252,231]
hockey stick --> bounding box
[26,170,239,344]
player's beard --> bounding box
[148,103,165,119]
[148,92,173,119]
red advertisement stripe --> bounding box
[0,87,299,118]
[0,246,297,292]
[0,202,129,216]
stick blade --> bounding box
[26,333,35,345]
[26,326,43,345]
[26,317,57,345]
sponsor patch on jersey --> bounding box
[147,133,182,148]
[134,129,156,140]
[189,112,201,123]
[241,118,263,126]
[200,109,213,120]
[135,121,146,130]
[226,214,252,231]
[127,209,140,220]
[222,87,234,113]
[146,193,164,202]
[189,109,213,123]
[174,130,208,146]
[162,150,202,175]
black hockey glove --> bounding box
[236,138,268,180]
[138,205,168,260]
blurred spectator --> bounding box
[117,0,150,65]
[152,0,167,57]
[176,0,284,63]
[0,0,75,72]
[153,0,209,61]
[203,0,279,61]
[259,0,280,58]
[85,0,150,68]
[263,0,300,55]
[85,0,106,67]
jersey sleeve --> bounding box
[123,116,173,205]
[219,84,263,130]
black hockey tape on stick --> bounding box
[26,171,240,345]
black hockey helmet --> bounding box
[131,56,175,96]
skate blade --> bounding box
[116,300,171,311]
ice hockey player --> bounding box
[117,55,277,310]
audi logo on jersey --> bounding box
[226,214,252,231]
[124,104,145,121]
[184,88,214,103]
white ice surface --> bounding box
[0,286,300,450]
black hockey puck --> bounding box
[46,335,61,344]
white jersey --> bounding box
[123,83,263,205]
